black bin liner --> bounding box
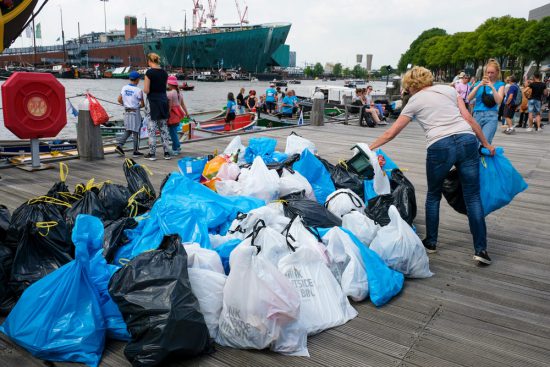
[319,158,365,198]
[0,205,10,241]
[65,188,109,230]
[103,217,138,264]
[0,245,15,315]
[282,198,342,228]
[442,168,467,214]
[390,169,417,225]
[123,159,157,215]
[365,194,394,226]
[98,183,131,221]
[109,234,213,367]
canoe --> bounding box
[193,113,257,138]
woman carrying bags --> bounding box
[167,75,189,155]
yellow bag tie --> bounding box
[35,221,59,237]
[338,159,349,170]
[481,156,487,169]
[58,192,81,202]
[59,162,69,182]
[28,196,72,208]
[126,186,151,218]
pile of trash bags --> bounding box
[0,133,439,366]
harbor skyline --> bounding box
[11,0,547,69]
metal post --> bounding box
[32,13,37,66]
[101,0,108,36]
[30,138,40,168]
[60,7,66,63]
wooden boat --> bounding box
[181,83,195,91]
[193,113,257,138]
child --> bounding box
[225,92,237,131]
[167,75,189,155]
[115,71,145,157]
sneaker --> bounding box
[132,151,144,158]
[171,150,181,156]
[514,124,523,128]
[473,250,492,265]
[164,152,172,160]
[526,128,533,132]
[144,153,156,161]
[422,238,437,254]
[114,145,125,156]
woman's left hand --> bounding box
[483,144,496,156]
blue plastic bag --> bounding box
[376,149,399,174]
[293,149,336,204]
[317,227,404,307]
[244,137,277,164]
[272,151,289,163]
[178,156,208,182]
[364,179,378,202]
[75,215,130,341]
[479,147,528,215]
[0,216,106,367]
[214,238,241,275]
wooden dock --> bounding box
[1,122,549,367]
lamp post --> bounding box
[59,6,66,63]
[99,0,108,38]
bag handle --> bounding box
[228,212,248,234]
[324,191,363,209]
[249,219,267,253]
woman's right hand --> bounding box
[483,144,496,156]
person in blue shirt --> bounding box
[289,89,300,114]
[265,83,277,113]
[225,92,237,131]
[281,91,295,117]
[467,59,505,144]
[503,75,519,135]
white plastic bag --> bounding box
[239,156,280,202]
[184,243,225,274]
[322,227,369,302]
[325,189,366,218]
[278,246,357,335]
[188,268,226,340]
[285,133,317,156]
[279,168,316,200]
[282,216,329,265]
[342,211,379,246]
[217,245,308,356]
[223,136,247,164]
[238,222,293,266]
[354,143,391,195]
[370,206,433,278]
[215,180,243,197]
[228,206,290,238]
[217,162,241,181]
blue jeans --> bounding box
[473,110,498,144]
[425,134,487,253]
[168,124,180,152]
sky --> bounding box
[13,0,549,69]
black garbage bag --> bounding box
[0,205,10,241]
[123,159,157,215]
[65,188,108,230]
[103,217,138,264]
[0,245,16,315]
[283,198,342,228]
[5,199,71,251]
[329,162,365,198]
[45,163,78,208]
[365,194,394,226]
[442,168,467,214]
[390,169,417,225]
[11,220,73,296]
[109,234,213,367]
[98,183,131,221]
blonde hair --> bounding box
[402,66,433,91]
[484,59,501,76]
[147,52,161,64]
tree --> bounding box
[333,63,343,77]
[379,65,394,76]
[520,16,550,71]
[304,66,314,78]
[313,62,324,78]
[352,64,365,78]
[397,28,447,72]
[343,67,351,77]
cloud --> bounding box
[22,0,546,69]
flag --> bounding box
[25,25,32,38]
[66,99,79,117]
[35,23,41,39]
[297,110,304,125]
[56,37,60,42]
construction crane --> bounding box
[192,0,205,29]
[235,0,249,28]
[206,0,217,27]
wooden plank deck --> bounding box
[1,122,549,367]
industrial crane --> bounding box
[206,0,217,27]
[192,0,205,29]
[235,0,249,28]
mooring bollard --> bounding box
[311,91,325,126]
[77,98,104,160]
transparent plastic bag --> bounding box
[342,211,379,246]
[325,189,366,218]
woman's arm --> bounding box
[493,84,504,104]
[180,94,189,116]
[143,75,150,94]
[457,96,495,155]
[467,82,481,101]
[369,114,411,150]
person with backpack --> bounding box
[516,80,530,128]
[503,75,521,135]
[467,59,505,144]
[166,75,189,155]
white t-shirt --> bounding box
[400,84,474,147]
[120,84,143,109]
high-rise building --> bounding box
[528,2,550,20]
[289,51,297,67]
[125,16,138,40]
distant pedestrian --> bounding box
[516,80,530,128]
[455,73,471,110]
[225,92,237,131]
[467,59,505,144]
[166,75,189,155]
[236,87,246,114]
[115,71,145,158]
[265,83,277,113]
[503,75,519,134]
[143,52,171,161]
[526,72,548,132]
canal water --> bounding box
[0,78,389,140]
